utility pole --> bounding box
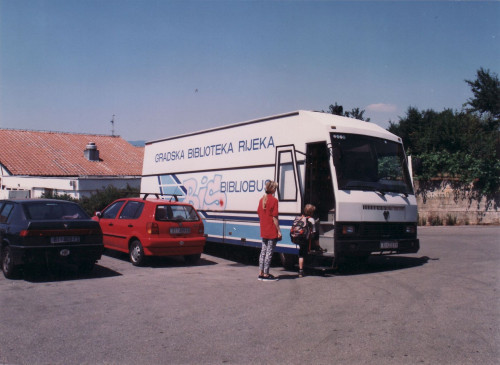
[110,115,115,136]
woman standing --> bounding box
[257,180,281,281]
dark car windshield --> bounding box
[24,201,90,220]
[155,205,199,222]
[330,133,414,195]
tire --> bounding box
[129,240,146,266]
[2,245,20,279]
[184,253,201,265]
[279,252,297,271]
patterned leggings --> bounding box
[259,238,277,275]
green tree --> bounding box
[325,102,370,122]
[388,107,469,155]
[41,191,78,202]
[41,185,139,216]
[327,102,344,116]
[465,68,500,121]
[387,68,500,195]
[345,107,370,122]
[79,185,139,216]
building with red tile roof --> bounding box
[0,129,144,198]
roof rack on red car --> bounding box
[142,193,179,202]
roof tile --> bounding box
[0,129,144,176]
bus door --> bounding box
[304,142,335,221]
[274,145,302,213]
[302,142,336,255]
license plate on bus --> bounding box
[51,236,80,244]
[170,227,191,234]
[380,241,398,249]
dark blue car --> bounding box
[0,199,104,279]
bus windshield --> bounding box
[330,133,414,195]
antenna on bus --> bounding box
[110,114,115,136]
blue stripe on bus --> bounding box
[200,210,295,225]
[203,215,298,253]
[208,235,299,254]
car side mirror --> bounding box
[95,212,102,218]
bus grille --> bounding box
[362,223,406,238]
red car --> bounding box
[93,196,205,266]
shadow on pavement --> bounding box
[103,248,218,268]
[205,242,433,278]
[21,263,122,283]
[204,241,260,266]
[274,255,432,279]
[335,255,433,276]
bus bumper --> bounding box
[336,238,420,257]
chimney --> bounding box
[84,142,100,161]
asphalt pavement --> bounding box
[0,226,499,365]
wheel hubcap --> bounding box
[131,245,140,262]
[3,250,10,271]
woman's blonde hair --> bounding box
[304,204,316,216]
[262,180,278,209]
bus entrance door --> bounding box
[305,142,336,257]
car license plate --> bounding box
[170,227,191,234]
[51,236,80,244]
[380,241,398,249]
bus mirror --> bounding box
[411,157,422,176]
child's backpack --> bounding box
[290,215,311,244]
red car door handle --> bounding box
[128,224,133,227]
[108,223,113,226]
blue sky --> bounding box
[1,0,499,142]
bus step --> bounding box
[306,252,334,268]
[308,251,334,257]
[305,265,335,273]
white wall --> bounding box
[1,175,140,199]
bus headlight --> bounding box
[342,225,355,234]
[405,225,416,234]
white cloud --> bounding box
[366,103,397,113]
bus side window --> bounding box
[277,150,297,201]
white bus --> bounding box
[141,110,419,268]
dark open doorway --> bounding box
[304,142,335,221]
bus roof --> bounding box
[145,110,399,145]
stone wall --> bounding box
[415,181,499,225]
